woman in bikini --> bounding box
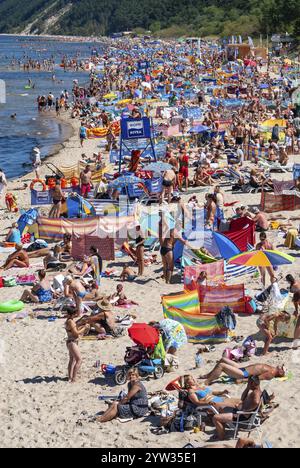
[65,307,87,383]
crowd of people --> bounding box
[1,35,300,447]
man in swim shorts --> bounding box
[80,164,92,198]
[199,357,285,385]
[212,376,262,440]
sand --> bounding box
[0,110,300,448]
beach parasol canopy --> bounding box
[159,319,188,350]
[128,323,160,349]
[143,162,172,173]
[188,125,210,134]
[228,250,295,267]
[109,175,143,191]
[103,93,118,100]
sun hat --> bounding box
[97,298,113,311]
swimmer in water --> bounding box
[10,113,17,119]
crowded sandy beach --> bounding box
[1,35,300,449]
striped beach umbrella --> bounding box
[228,250,295,267]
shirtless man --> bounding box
[200,357,285,385]
[205,194,217,228]
[81,299,118,336]
[252,207,269,232]
[80,165,92,199]
[212,376,262,440]
[160,169,176,204]
[0,244,29,271]
[63,276,88,315]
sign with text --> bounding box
[121,117,152,140]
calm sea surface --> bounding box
[0,35,101,178]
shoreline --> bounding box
[8,113,76,182]
[0,33,109,43]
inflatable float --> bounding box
[0,300,24,313]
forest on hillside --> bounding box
[0,0,299,38]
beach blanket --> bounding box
[162,291,228,344]
[198,284,246,315]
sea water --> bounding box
[0,35,102,179]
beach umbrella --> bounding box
[228,250,295,267]
[143,162,172,173]
[159,319,188,350]
[188,125,210,134]
[109,175,143,189]
[128,323,160,349]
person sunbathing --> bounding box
[179,375,241,411]
[43,245,65,270]
[68,256,90,277]
[193,166,214,187]
[83,282,105,302]
[80,299,120,337]
[0,243,29,271]
[20,269,54,304]
[212,376,262,440]
[199,357,285,384]
[256,311,291,355]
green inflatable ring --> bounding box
[0,300,24,313]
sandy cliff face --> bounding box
[20,2,73,35]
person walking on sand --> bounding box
[0,167,7,202]
[65,307,87,383]
[79,122,87,147]
[80,164,92,198]
[135,225,145,277]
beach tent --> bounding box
[66,194,96,219]
[17,208,39,236]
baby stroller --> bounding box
[114,345,165,385]
[113,323,165,385]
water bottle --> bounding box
[195,353,202,369]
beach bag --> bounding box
[245,296,257,314]
[4,277,17,287]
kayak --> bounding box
[0,300,24,313]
